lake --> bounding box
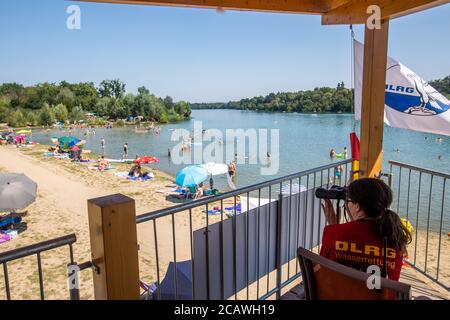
[31,109,450,231]
[31,109,450,184]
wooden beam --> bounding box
[78,0,330,14]
[321,0,448,25]
[88,194,140,300]
[359,19,389,178]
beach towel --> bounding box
[207,209,221,215]
[224,203,241,215]
[127,173,154,181]
[114,172,130,178]
[0,233,11,244]
[0,216,22,229]
[44,152,69,157]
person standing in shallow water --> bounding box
[123,142,128,159]
[330,148,336,158]
[101,138,106,156]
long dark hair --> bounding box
[346,178,412,253]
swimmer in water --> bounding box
[438,155,442,160]
[329,148,336,158]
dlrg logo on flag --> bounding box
[353,39,450,136]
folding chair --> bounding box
[296,247,412,300]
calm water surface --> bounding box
[31,110,450,231]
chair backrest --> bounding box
[297,247,411,300]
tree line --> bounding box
[429,75,450,99]
[190,75,450,113]
[0,79,191,127]
[190,82,353,113]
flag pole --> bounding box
[349,25,359,181]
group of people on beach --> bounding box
[84,128,96,136]
[329,147,348,159]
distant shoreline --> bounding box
[190,108,354,115]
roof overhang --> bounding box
[77,0,449,24]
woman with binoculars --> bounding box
[319,178,412,281]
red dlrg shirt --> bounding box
[320,219,403,281]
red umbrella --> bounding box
[134,156,160,164]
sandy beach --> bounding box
[0,143,449,300]
[0,143,226,299]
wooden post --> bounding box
[87,194,140,300]
[359,19,390,178]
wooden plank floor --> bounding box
[399,266,450,300]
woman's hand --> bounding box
[321,199,337,225]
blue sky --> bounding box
[0,0,449,102]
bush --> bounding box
[87,117,108,126]
[69,105,85,123]
[7,109,26,127]
[115,119,126,127]
[24,111,39,126]
[53,103,68,122]
[39,103,54,125]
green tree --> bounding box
[39,103,54,125]
[56,87,75,111]
[69,105,85,123]
[0,99,9,122]
[137,86,150,96]
[94,97,111,117]
[98,79,126,99]
[163,96,174,110]
[72,82,99,110]
[24,110,39,126]
[122,94,136,117]
[174,100,191,118]
[7,109,26,127]
[35,82,59,105]
[53,103,69,122]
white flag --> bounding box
[354,39,450,136]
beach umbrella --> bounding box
[175,165,208,187]
[134,156,160,164]
[199,162,228,176]
[0,173,37,212]
[58,136,81,149]
[152,260,193,300]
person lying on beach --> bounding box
[128,163,142,177]
[54,146,62,155]
[98,156,110,168]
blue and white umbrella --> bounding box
[175,166,209,188]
